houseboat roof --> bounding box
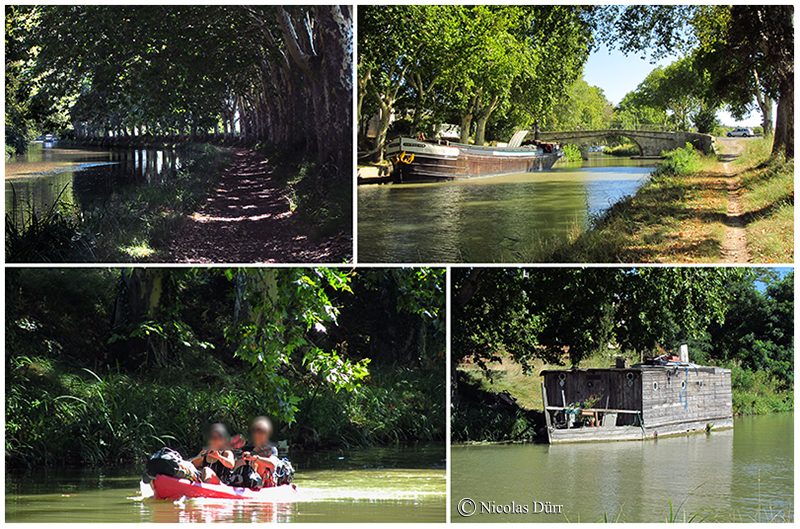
[540,364,731,375]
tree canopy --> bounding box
[452,267,790,376]
[358,5,595,156]
[603,5,793,157]
[5,6,352,174]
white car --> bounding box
[727,128,754,137]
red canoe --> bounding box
[151,475,298,501]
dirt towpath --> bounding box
[167,148,350,263]
[717,139,750,263]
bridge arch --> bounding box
[537,130,714,160]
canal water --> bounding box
[5,142,183,228]
[357,155,654,263]
[6,444,445,523]
[452,413,793,523]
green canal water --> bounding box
[357,155,655,263]
[6,445,445,523]
[452,413,793,523]
[5,142,183,228]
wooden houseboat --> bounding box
[540,357,733,444]
[386,131,561,183]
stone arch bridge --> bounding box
[537,130,715,159]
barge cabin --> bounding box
[540,354,733,444]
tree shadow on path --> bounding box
[166,148,350,263]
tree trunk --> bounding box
[460,90,480,144]
[451,269,483,409]
[754,71,774,136]
[772,80,793,158]
[459,114,472,144]
[474,93,500,147]
[110,269,168,369]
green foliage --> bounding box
[453,268,747,369]
[653,143,704,176]
[359,6,595,150]
[451,371,537,443]
[6,266,446,467]
[541,79,612,131]
[304,367,445,446]
[731,366,793,415]
[561,144,583,162]
[224,269,367,424]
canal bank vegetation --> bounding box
[452,268,793,443]
[6,268,445,468]
[522,138,792,264]
[6,145,231,263]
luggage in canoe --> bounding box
[150,474,298,501]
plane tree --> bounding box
[601,4,793,157]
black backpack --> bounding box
[230,464,263,490]
[145,447,200,482]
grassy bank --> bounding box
[515,139,793,263]
[452,354,792,443]
[6,353,444,468]
[732,139,794,262]
[6,142,231,262]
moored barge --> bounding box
[540,356,733,444]
[386,131,561,183]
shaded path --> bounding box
[718,139,750,263]
[167,148,349,263]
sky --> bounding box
[583,45,764,128]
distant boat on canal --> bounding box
[386,130,562,183]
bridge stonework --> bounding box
[538,130,715,160]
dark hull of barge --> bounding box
[386,138,561,183]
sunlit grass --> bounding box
[120,241,155,259]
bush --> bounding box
[730,365,793,415]
[562,144,582,162]
[653,143,703,176]
[5,124,30,156]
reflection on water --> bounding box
[5,143,183,228]
[452,413,793,523]
[6,444,445,523]
[357,155,654,263]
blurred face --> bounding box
[209,431,225,449]
[251,426,269,447]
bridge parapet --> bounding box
[538,130,714,159]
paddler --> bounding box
[190,423,235,484]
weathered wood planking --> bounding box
[541,365,733,443]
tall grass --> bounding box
[6,355,444,468]
[6,185,95,263]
